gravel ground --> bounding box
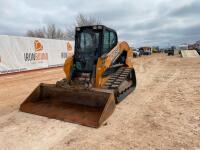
[0,54,200,150]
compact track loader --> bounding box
[20,25,136,128]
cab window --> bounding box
[110,31,117,48]
[103,30,117,54]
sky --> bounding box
[0,0,200,47]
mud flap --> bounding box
[20,83,115,128]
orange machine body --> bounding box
[63,41,134,88]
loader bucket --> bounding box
[20,83,115,128]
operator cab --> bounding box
[74,25,118,73]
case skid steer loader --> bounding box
[20,25,136,128]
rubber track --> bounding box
[102,67,134,102]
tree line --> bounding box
[26,14,101,40]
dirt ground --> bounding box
[0,54,200,150]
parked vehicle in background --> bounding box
[152,46,160,53]
[132,48,141,57]
[168,46,175,56]
[139,47,152,55]
[139,47,144,55]
[164,49,169,53]
[136,49,141,56]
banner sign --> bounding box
[0,35,74,74]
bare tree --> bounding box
[26,29,45,38]
[55,28,66,40]
[26,14,101,40]
[75,14,101,26]
[26,24,66,40]
[66,14,102,40]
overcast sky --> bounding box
[0,0,200,47]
